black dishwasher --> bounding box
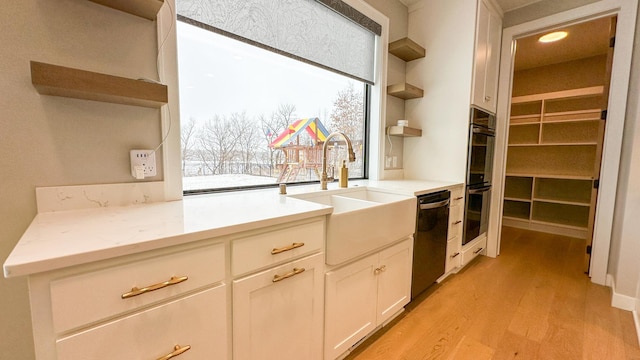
[411,190,450,299]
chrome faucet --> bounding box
[321,132,356,190]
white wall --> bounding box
[0,1,164,359]
[403,0,477,182]
[363,0,409,174]
[609,2,640,302]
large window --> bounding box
[176,1,376,193]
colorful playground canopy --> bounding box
[269,117,331,148]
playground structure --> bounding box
[269,117,333,183]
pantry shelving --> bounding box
[502,86,604,238]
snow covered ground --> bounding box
[182,174,278,191]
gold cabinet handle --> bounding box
[121,276,188,299]
[273,267,305,282]
[454,196,464,200]
[374,265,387,275]
[453,220,462,225]
[271,242,305,255]
[474,247,484,254]
[451,252,460,258]
[157,345,191,360]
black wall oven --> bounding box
[463,107,496,245]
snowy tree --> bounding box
[329,83,364,141]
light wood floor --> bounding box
[347,227,640,360]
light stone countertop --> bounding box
[3,179,463,278]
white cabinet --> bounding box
[471,0,502,113]
[28,242,229,360]
[445,186,465,274]
[56,286,227,360]
[324,238,412,360]
[233,252,325,360]
[461,234,487,266]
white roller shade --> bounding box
[177,0,379,84]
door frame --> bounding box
[487,0,638,286]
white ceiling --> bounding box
[514,16,611,70]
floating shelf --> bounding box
[387,126,422,137]
[388,38,426,62]
[387,83,423,100]
[88,0,164,20]
[30,61,168,108]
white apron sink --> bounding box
[291,188,416,265]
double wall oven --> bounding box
[463,107,496,245]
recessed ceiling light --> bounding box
[538,31,568,43]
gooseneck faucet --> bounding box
[321,132,356,190]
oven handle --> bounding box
[472,127,495,137]
[468,186,492,195]
[419,198,450,210]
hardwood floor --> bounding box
[347,227,640,360]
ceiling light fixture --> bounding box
[538,31,568,43]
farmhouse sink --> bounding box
[291,188,416,265]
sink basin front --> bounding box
[292,188,417,265]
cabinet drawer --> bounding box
[448,204,463,240]
[232,220,324,276]
[56,285,227,360]
[445,237,461,273]
[50,243,225,333]
[450,186,465,206]
[461,236,487,266]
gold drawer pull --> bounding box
[271,242,305,255]
[121,276,188,299]
[374,265,387,275]
[454,196,464,200]
[453,220,462,225]
[474,247,484,254]
[157,345,191,360]
[273,267,305,282]
[451,252,460,258]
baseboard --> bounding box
[609,274,637,311]
[634,306,640,347]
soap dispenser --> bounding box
[339,160,348,188]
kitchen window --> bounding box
[175,0,380,193]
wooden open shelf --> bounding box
[388,38,426,62]
[533,178,592,205]
[387,126,422,137]
[503,199,531,220]
[504,176,533,200]
[31,61,168,108]
[387,83,423,100]
[506,145,597,178]
[88,0,164,20]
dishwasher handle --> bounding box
[419,198,450,210]
[468,185,492,195]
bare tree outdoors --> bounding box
[197,115,240,175]
[233,112,260,174]
[181,117,198,175]
[329,83,364,141]
[259,104,298,174]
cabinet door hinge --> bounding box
[586,245,592,255]
[610,36,616,48]
[601,110,608,120]
[593,180,600,189]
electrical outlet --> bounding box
[130,150,157,179]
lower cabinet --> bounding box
[324,238,413,360]
[461,235,487,266]
[233,252,325,360]
[56,285,227,360]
